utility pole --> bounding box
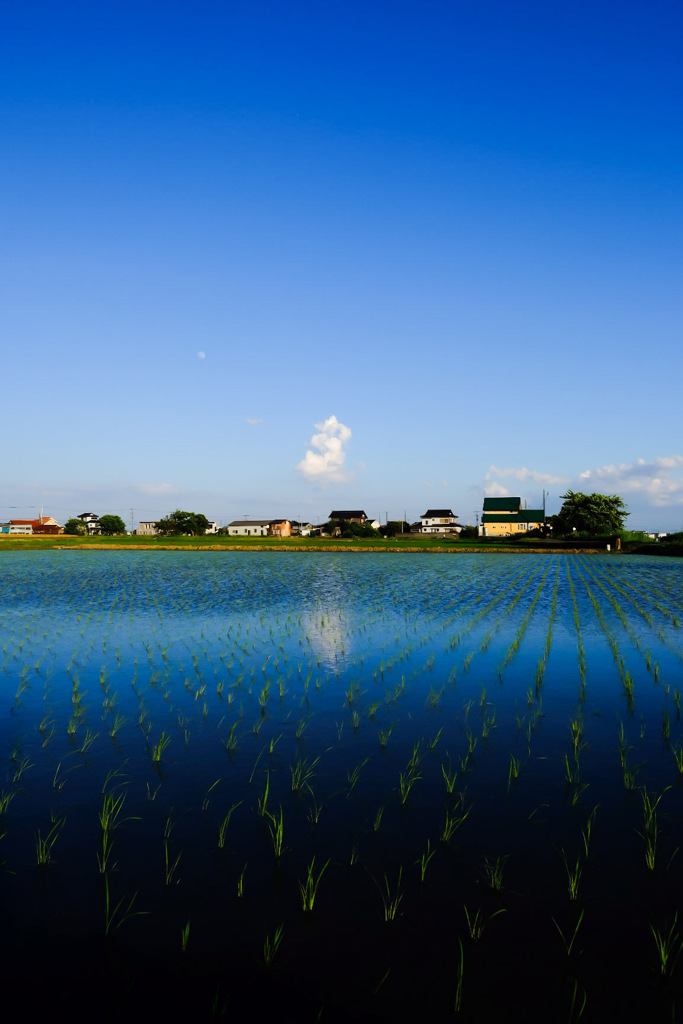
[542,490,548,517]
[130,508,134,534]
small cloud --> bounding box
[486,464,570,487]
[296,415,351,484]
[484,481,509,497]
[246,417,263,425]
[197,351,206,359]
[138,483,175,495]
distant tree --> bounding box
[98,515,127,536]
[155,510,211,536]
[63,518,88,536]
[550,491,629,536]
[459,524,479,539]
[379,520,411,537]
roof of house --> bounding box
[421,509,457,518]
[329,511,367,519]
[228,520,273,527]
[483,497,522,512]
[482,510,545,524]
[77,512,99,519]
[11,517,59,526]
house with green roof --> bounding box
[479,496,546,537]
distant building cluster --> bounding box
[0,516,62,535]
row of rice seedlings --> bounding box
[581,557,683,676]
[593,558,681,628]
[534,560,560,697]
[499,558,555,672]
[573,564,639,712]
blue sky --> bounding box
[3,1,683,530]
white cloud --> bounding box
[246,417,263,425]
[197,351,206,359]
[483,480,509,497]
[138,483,176,495]
[486,465,570,487]
[481,455,683,508]
[580,456,683,506]
[296,415,352,484]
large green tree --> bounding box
[98,515,127,536]
[63,518,88,536]
[155,510,210,536]
[551,491,629,535]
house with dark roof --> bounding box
[479,497,545,537]
[77,512,101,535]
[329,511,367,523]
[227,519,292,537]
[420,509,461,534]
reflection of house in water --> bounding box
[301,606,349,669]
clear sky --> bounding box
[3,1,682,531]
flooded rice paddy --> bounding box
[1,550,683,1022]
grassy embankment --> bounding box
[0,533,607,553]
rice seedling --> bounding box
[237,861,247,897]
[261,923,285,969]
[79,727,99,754]
[35,815,65,867]
[441,753,458,795]
[662,708,671,744]
[463,905,507,942]
[378,725,393,749]
[151,731,171,762]
[103,873,145,936]
[373,803,385,832]
[266,805,285,861]
[441,799,472,843]
[109,713,126,738]
[181,920,190,952]
[217,801,242,848]
[290,755,319,794]
[651,912,683,976]
[454,938,464,1013]
[567,979,587,1023]
[298,855,330,911]
[672,745,683,775]
[552,909,585,957]
[483,854,508,890]
[581,805,599,857]
[222,722,239,753]
[559,848,582,900]
[376,865,403,922]
[398,763,421,805]
[164,839,182,886]
[347,757,370,797]
[507,755,521,792]
[12,755,34,784]
[0,790,15,815]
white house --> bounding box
[77,512,101,535]
[228,520,273,537]
[420,509,461,534]
[137,521,159,536]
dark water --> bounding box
[1,551,683,1022]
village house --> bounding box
[479,497,545,537]
[420,509,462,534]
[227,519,292,537]
[137,521,159,536]
[10,516,62,535]
[328,510,368,524]
[77,512,101,535]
